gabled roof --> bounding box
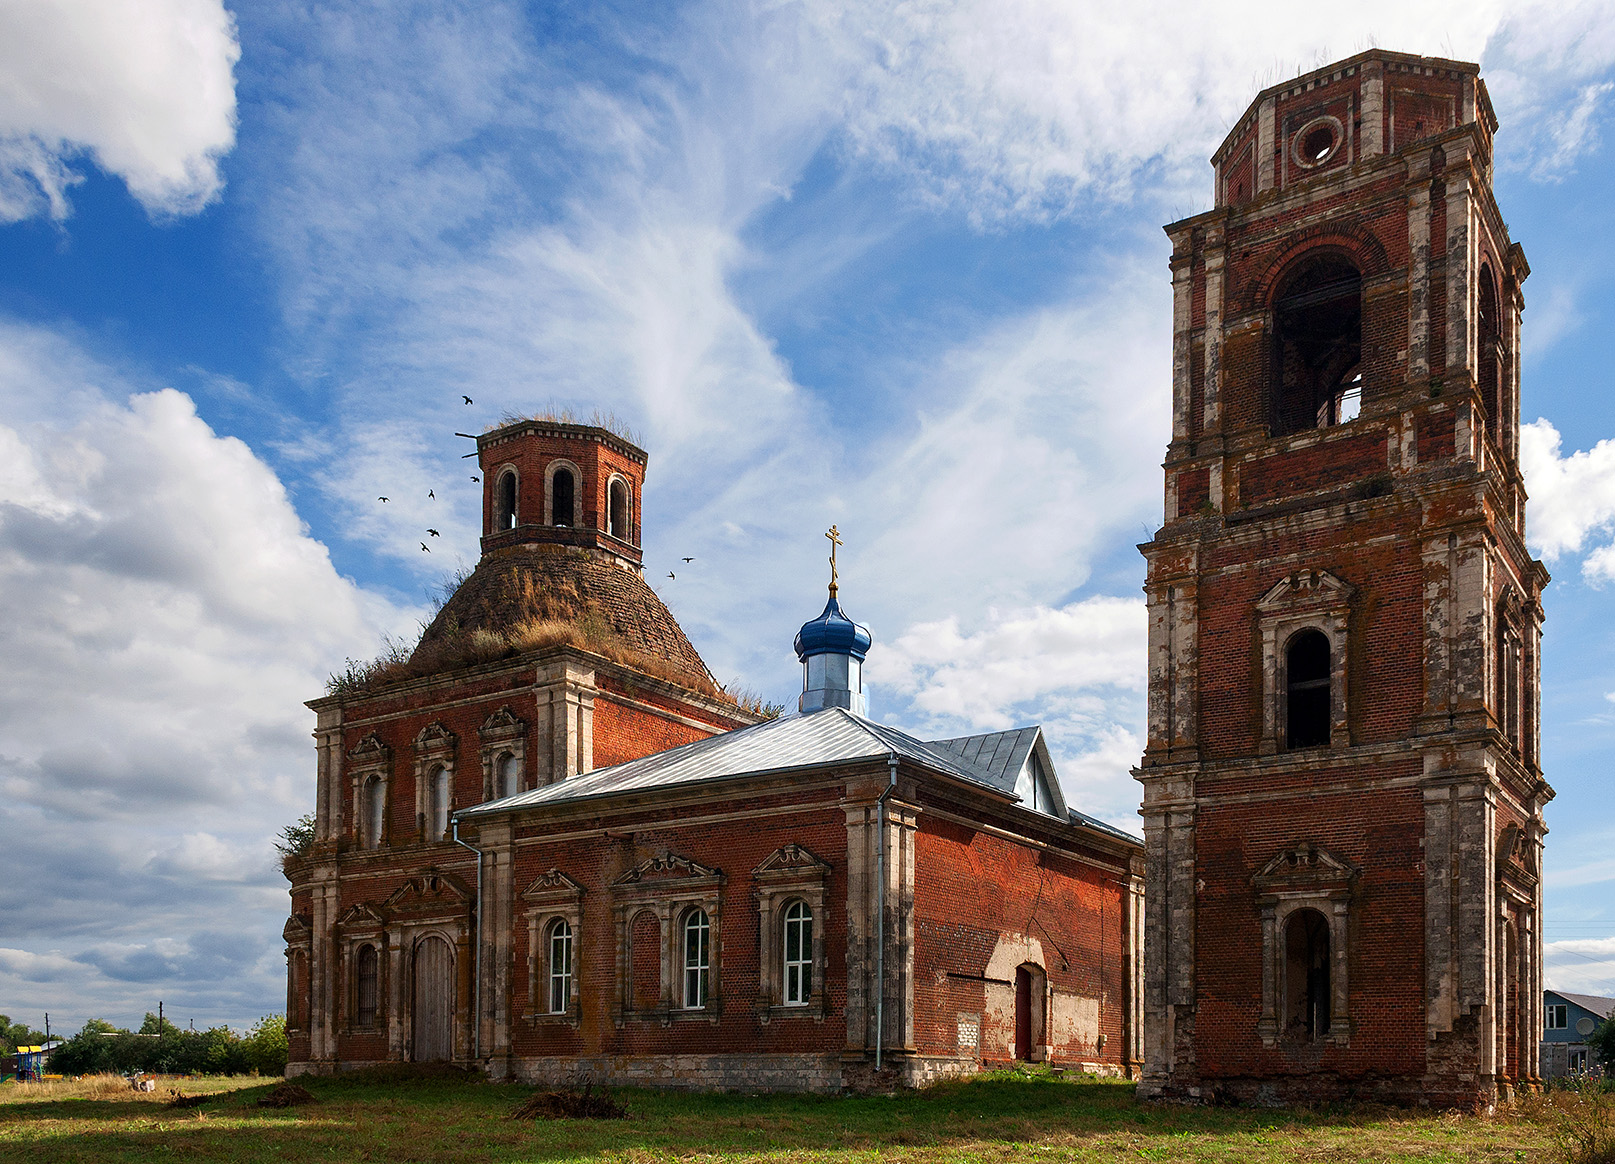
[1548,991,1615,1019]
[459,707,1001,817]
[931,727,1040,794]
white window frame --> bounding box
[547,919,573,1015]
[521,869,584,1026]
[783,900,812,1006]
[682,908,711,1010]
[752,845,830,1020]
[1546,1003,1568,1030]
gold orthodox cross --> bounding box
[826,525,842,594]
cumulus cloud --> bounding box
[1520,417,1615,579]
[0,317,407,1028]
[0,0,239,222]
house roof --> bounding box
[458,709,1132,845]
[1549,991,1615,1019]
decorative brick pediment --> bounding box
[414,721,457,754]
[1253,843,1359,897]
[753,844,830,876]
[335,902,387,931]
[1496,824,1539,901]
[348,732,390,766]
[283,913,312,946]
[522,868,585,907]
[613,852,722,889]
[384,869,473,920]
[479,707,525,740]
[1256,569,1356,614]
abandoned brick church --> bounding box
[1136,50,1551,1106]
[285,49,1551,1104]
[282,416,1145,1089]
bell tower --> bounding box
[1135,51,1552,1106]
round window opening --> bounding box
[1301,125,1337,165]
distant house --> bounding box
[1542,990,1614,1077]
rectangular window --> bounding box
[683,911,710,1009]
[1547,1004,1568,1030]
[1570,1049,1589,1073]
[783,903,812,1006]
[548,922,572,1014]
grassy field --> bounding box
[0,1066,1582,1164]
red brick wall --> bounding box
[911,814,1131,1069]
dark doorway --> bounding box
[1283,910,1330,1041]
[411,935,454,1061]
[1014,966,1032,1061]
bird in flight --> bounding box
[427,489,435,499]
[681,557,694,563]
[666,572,675,580]
[470,475,480,483]
[462,395,473,405]
[378,496,389,502]
[427,529,440,537]
[420,543,431,552]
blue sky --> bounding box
[2,0,1614,1032]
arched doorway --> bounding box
[1013,964,1046,1061]
[412,934,454,1061]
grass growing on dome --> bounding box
[325,614,736,705]
[486,405,640,447]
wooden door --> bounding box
[1014,966,1032,1061]
[412,935,454,1061]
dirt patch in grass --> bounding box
[255,1083,316,1108]
[510,1083,627,1120]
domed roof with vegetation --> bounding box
[325,546,773,711]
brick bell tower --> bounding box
[1135,51,1552,1106]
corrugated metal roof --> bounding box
[459,707,1004,817]
[930,727,1040,794]
[1550,991,1615,1019]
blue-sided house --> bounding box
[1541,990,1614,1077]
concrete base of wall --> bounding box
[1139,1071,1502,1109]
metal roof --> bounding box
[1548,990,1615,1019]
[930,727,1041,794]
[459,707,1006,817]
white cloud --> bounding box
[820,0,1506,220]
[1520,417,1615,576]
[0,0,239,222]
[1545,936,1615,996]
[0,317,409,1027]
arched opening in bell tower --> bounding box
[1283,909,1330,1041]
[551,467,575,527]
[496,470,518,530]
[1271,255,1363,435]
[1478,264,1503,441]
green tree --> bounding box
[1589,1015,1615,1073]
[275,813,316,861]
[139,1012,179,1036]
[242,1014,287,1076]
[0,1015,46,1054]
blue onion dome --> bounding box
[794,593,872,662]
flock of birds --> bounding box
[373,395,693,579]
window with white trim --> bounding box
[1546,1003,1568,1030]
[683,908,710,1009]
[428,765,450,841]
[547,919,573,1015]
[783,900,812,1006]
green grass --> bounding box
[0,1067,1561,1164]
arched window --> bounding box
[498,753,521,800]
[428,766,450,841]
[1496,605,1521,749]
[1283,909,1330,1041]
[608,477,630,541]
[682,908,710,1009]
[497,470,518,530]
[547,919,573,1014]
[1285,629,1332,749]
[362,775,385,849]
[551,467,575,527]
[1478,265,1502,437]
[1271,255,1363,435]
[355,943,378,1027]
[783,900,812,1006]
